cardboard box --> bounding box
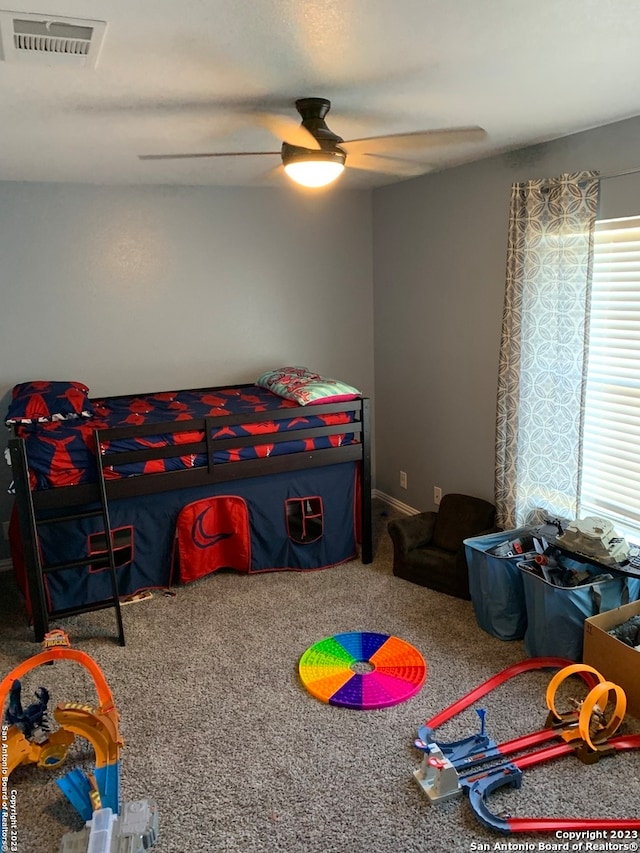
[583,598,640,720]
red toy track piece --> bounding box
[425,657,598,731]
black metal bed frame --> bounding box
[8,385,372,645]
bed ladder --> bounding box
[9,436,126,646]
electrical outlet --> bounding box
[433,486,442,506]
[2,521,9,540]
[399,470,407,489]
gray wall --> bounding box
[372,115,640,512]
[2,113,640,562]
[0,184,374,558]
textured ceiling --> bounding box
[1,0,639,189]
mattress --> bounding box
[14,385,359,490]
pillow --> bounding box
[5,380,96,425]
[256,366,361,406]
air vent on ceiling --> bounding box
[0,10,106,67]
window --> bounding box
[580,215,640,544]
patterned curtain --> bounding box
[495,171,600,529]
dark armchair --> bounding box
[387,493,497,600]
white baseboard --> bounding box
[373,489,420,516]
[0,558,13,573]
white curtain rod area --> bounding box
[599,165,640,180]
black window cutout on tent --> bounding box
[286,497,324,544]
[87,526,134,573]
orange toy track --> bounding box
[0,644,121,780]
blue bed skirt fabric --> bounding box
[27,462,358,614]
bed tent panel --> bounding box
[11,463,359,616]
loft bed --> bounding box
[5,371,372,645]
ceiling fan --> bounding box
[139,97,487,188]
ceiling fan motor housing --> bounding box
[281,97,346,166]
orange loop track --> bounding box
[0,647,116,715]
[0,646,120,775]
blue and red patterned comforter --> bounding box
[15,385,359,490]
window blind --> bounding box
[580,215,640,544]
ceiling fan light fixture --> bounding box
[136,95,487,188]
[282,146,346,188]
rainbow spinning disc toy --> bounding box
[299,631,426,710]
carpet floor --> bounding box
[1,500,639,852]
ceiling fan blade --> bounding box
[255,113,321,149]
[139,151,280,161]
[342,126,487,156]
[138,111,320,161]
[346,152,432,177]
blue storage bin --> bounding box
[464,527,533,641]
[519,562,640,662]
